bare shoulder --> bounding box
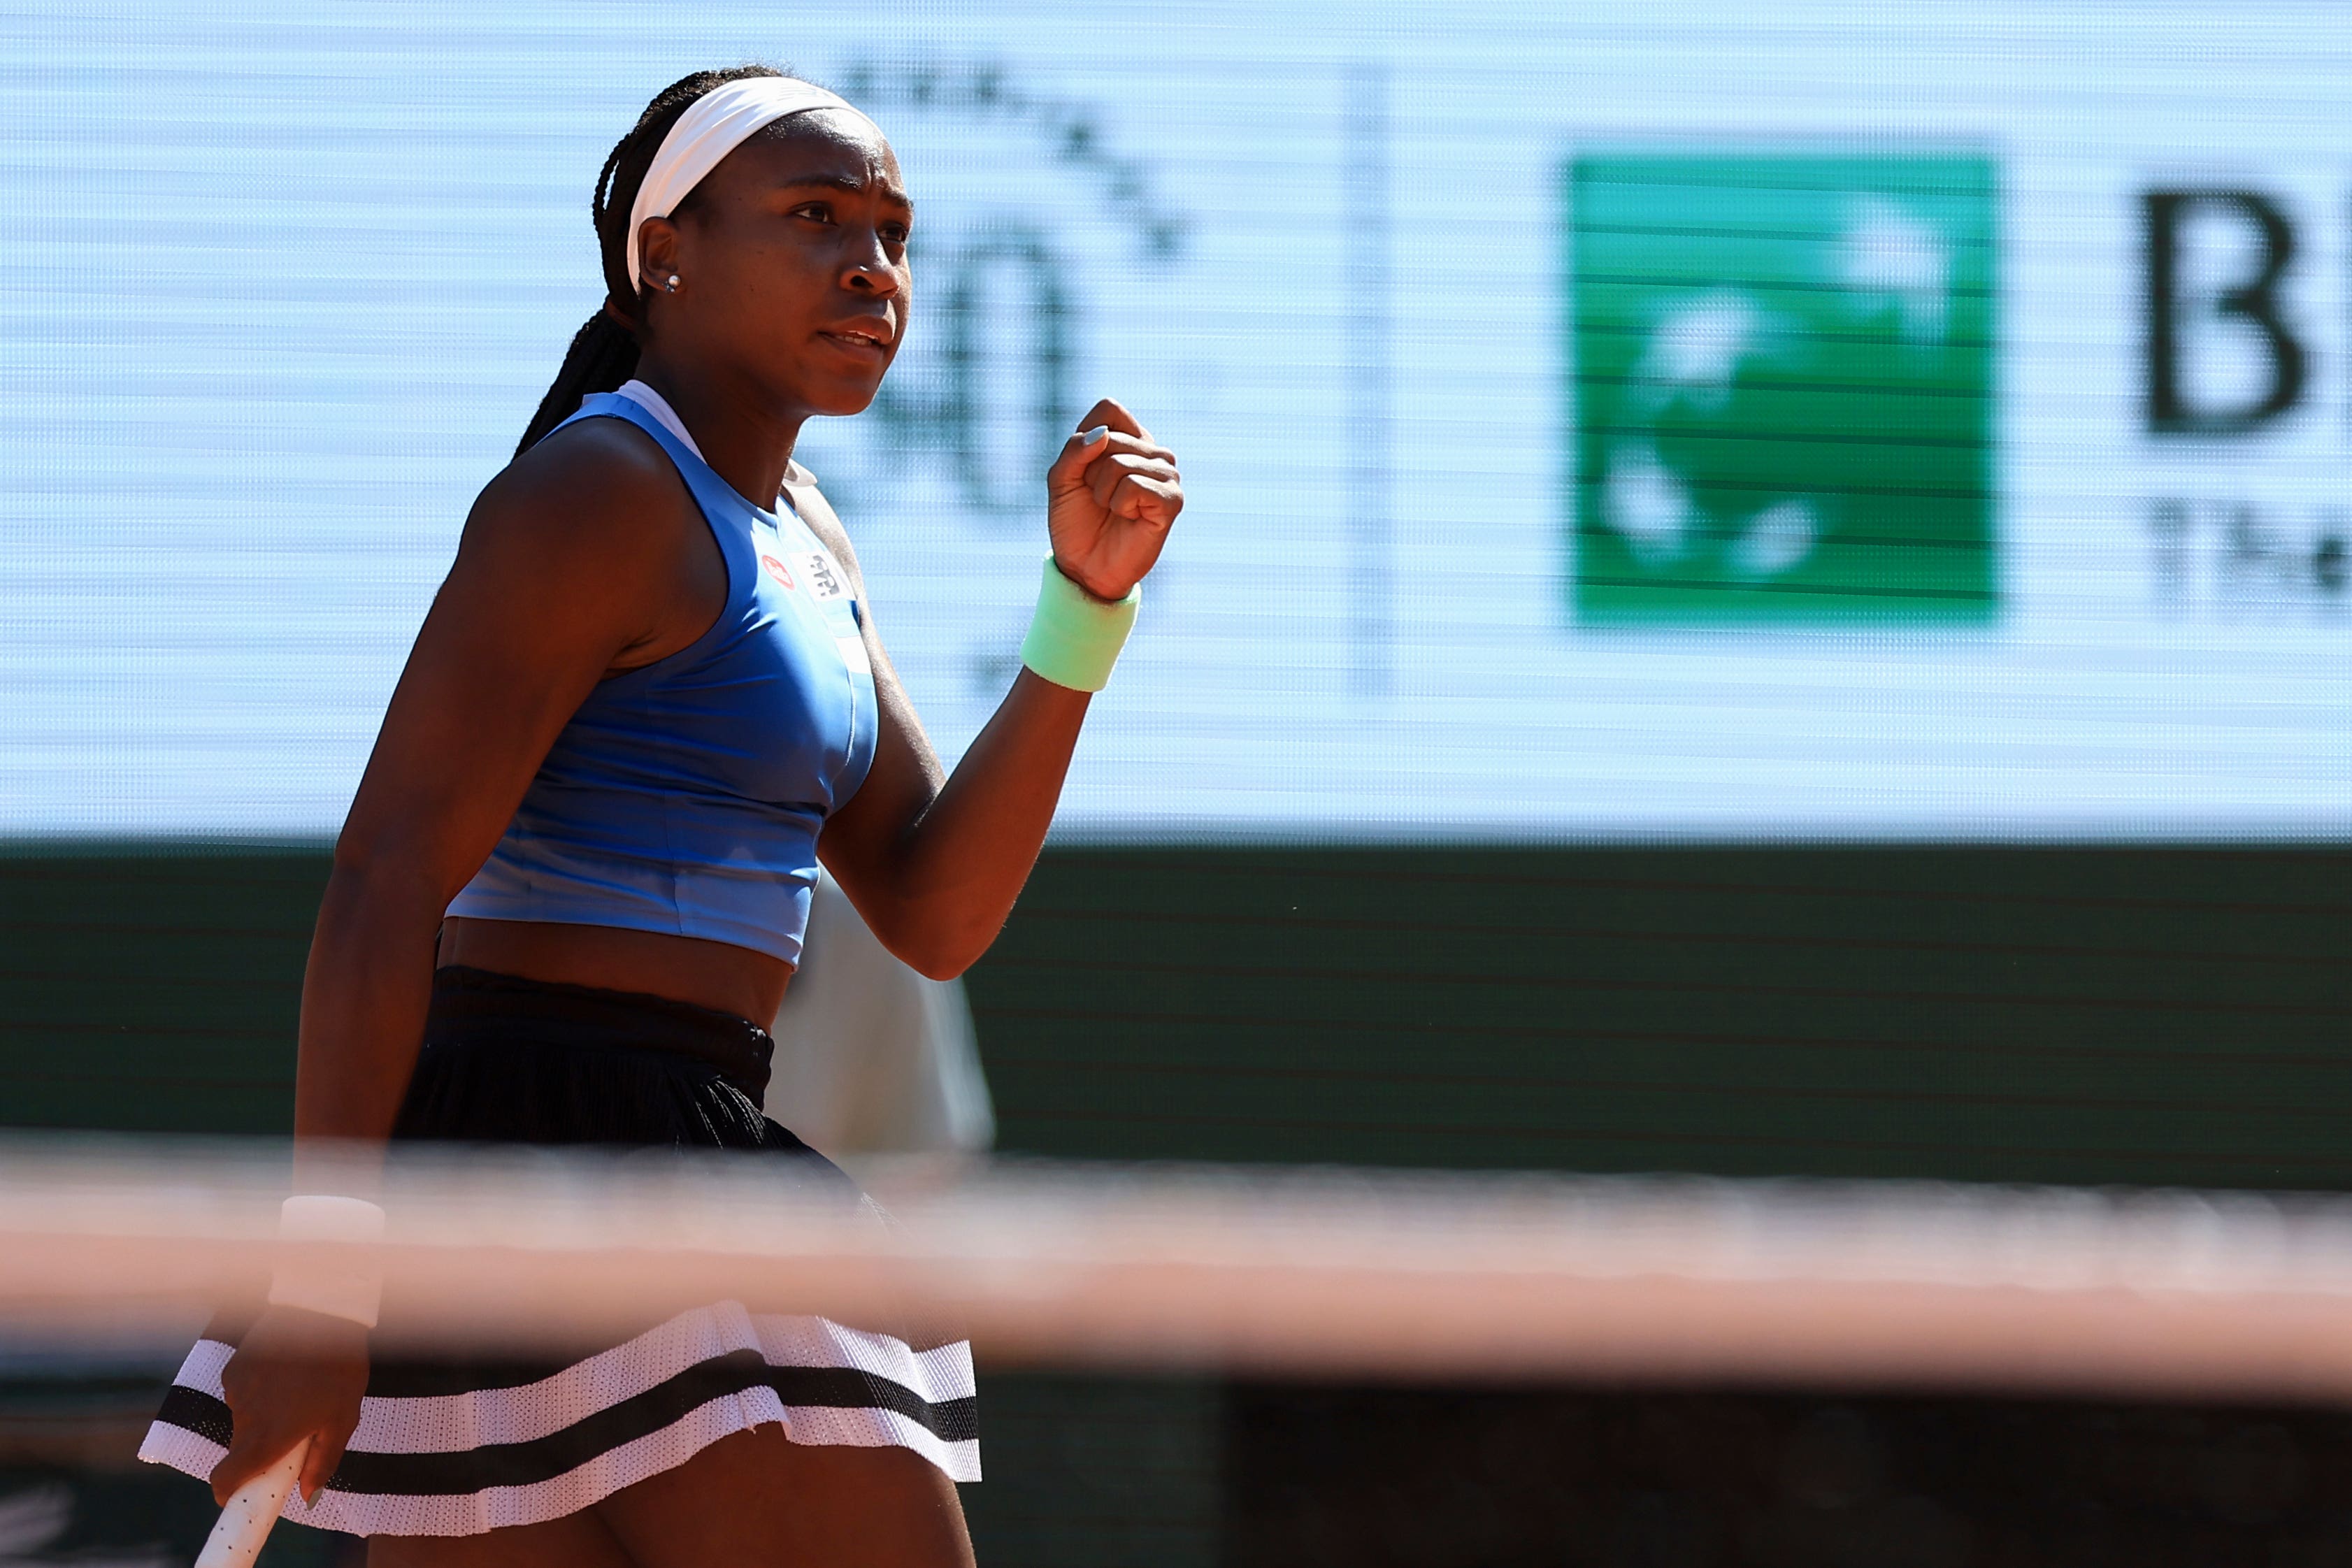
[462,415,696,575]
[426,412,712,668]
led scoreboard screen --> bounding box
[2,3,2346,842]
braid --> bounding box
[513,311,642,457]
[515,64,791,457]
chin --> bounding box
[811,379,887,418]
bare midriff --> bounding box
[437,916,795,1026]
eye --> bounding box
[790,201,836,225]
[880,222,912,246]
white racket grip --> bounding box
[194,1436,308,1568]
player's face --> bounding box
[650,112,912,417]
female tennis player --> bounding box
[138,65,1180,1565]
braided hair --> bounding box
[515,64,796,457]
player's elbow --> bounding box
[907,951,974,984]
[891,930,985,984]
[865,902,994,983]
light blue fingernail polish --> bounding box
[1080,426,1110,444]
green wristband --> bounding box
[1019,555,1140,693]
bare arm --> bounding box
[215,418,718,1503]
[814,398,1182,978]
[297,420,712,1157]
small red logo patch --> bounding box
[759,554,796,589]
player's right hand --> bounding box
[211,1304,370,1506]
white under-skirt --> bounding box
[138,1302,979,1539]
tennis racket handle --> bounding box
[194,1437,309,1568]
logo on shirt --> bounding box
[796,551,849,601]
[759,554,797,590]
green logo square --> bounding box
[1568,154,1998,624]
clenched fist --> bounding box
[1044,397,1182,602]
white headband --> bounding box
[624,75,879,294]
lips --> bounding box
[817,319,893,355]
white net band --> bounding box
[6,1137,2351,1402]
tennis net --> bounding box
[2,1133,2349,1403]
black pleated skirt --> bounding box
[140,965,980,1539]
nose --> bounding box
[841,229,901,297]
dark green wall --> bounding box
[968,846,2352,1188]
[973,846,2352,1189]
[6,843,2351,1189]
[0,849,324,1135]
[1223,1383,2352,1567]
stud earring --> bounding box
[664,274,680,294]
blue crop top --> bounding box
[445,387,880,965]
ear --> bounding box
[636,216,683,296]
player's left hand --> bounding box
[1044,397,1182,602]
